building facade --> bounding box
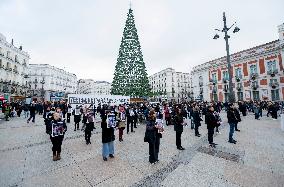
[0,33,30,100]
[28,64,77,101]
[191,23,284,102]
[149,68,190,102]
[78,79,111,95]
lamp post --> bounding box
[213,12,240,103]
[40,78,45,101]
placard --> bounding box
[51,121,65,137]
[107,114,116,128]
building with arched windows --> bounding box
[0,33,30,101]
[191,23,284,102]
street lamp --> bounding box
[213,12,240,103]
[40,78,45,101]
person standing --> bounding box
[66,104,72,123]
[205,106,218,147]
[85,110,95,145]
[192,106,202,137]
[234,104,241,131]
[174,108,185,150]
[47,112,67,161]
[144,110,158,164]
[117,106,126,142]
[74,105,81,131]
[23,104,29,118]
[126,106,135,134]
[101,110,115,161]
[227,104,238,144]
[27,102,36,123]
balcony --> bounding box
[250,73,258,80]
[236,86,242,92]
[0,53,4,57]
[223,87,228,92]
[269,82,279,89]
[235,75,242,82]
[210,79,217,85]
[268,69,278,77]
[223,78,229,84]
[251,83,259,90]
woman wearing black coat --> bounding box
[101,110,115,161]
[144,109,159,164]
[174,108,185,150]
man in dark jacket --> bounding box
[227,104,238,144]
[174,108,185,150]
[205,106,218,147]
[192,106,202,137]
[27,102,36,123]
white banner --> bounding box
[67,94,130,108]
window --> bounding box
[250,64,257,74]
[235,68,242,78]
[212,73,217,82]
[271,90,279,101]
[267,60,277,72]
[223,71,229,80]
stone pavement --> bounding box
[0,113,283,187]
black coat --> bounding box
[205,111,217,129]
[144,119,157,144]
[174,114,184,133]
[101,116,115,143]
[227,109,238,124]
[192,111,202,125]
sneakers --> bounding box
[235,129,240,132]
[103,157,107,161]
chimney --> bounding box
[19,46,22,50]
[11,39,14,45]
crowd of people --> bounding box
[1,99,283,163]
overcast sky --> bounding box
[0,0,283,81]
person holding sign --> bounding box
[117,106,126,142]
[48,112,67,161]
[101,110,116,161]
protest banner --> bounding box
[67,94,130,108]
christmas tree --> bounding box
[111,8,150,97]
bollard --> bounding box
[281,114,284,131]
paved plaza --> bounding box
[0,113,284,187]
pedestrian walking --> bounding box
[27,102,36,123]
[117,106,126,142]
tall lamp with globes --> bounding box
[213,12,240,103]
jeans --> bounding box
[229,123,235,141]
[24,111,29,118]
[50,136,64,154]
[127,117,134,133]
[67,113,71,123]
[85,130,91,143]
[191,119,195,129]
[102,141,114,158]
